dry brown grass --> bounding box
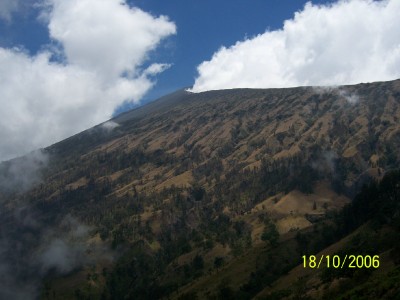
[276,216,312,234]
[65,177,88,190]
[156,171,193,190]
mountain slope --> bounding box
[0,79,399,299]
[49,79,400,192]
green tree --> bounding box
[214,256,224,269]
[192,254,204,271]
[261,222,279,246]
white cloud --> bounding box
[0,0,19,22]
[191,0,400,92]
[338,89,359,105]
[313,85,360,104]
[101,120,120,132]
[0,0,176,161]
[37,216,92,275]
[47,0,175,80]
[38,239,82,274]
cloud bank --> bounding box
[191,0,400,92]
[0,0,176,161]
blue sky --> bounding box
[0,0,399,161]
[0,1,333,106]
[129,0,334,101]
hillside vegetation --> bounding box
[0,80,399,299]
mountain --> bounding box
[0,79,399,299]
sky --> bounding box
[0,0,399,161]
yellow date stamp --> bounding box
[302,255,380,269]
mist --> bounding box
[0,149,49,195]
[0,207,110,299]
[0,150,111,299]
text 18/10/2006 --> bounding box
[302,255,380,269]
